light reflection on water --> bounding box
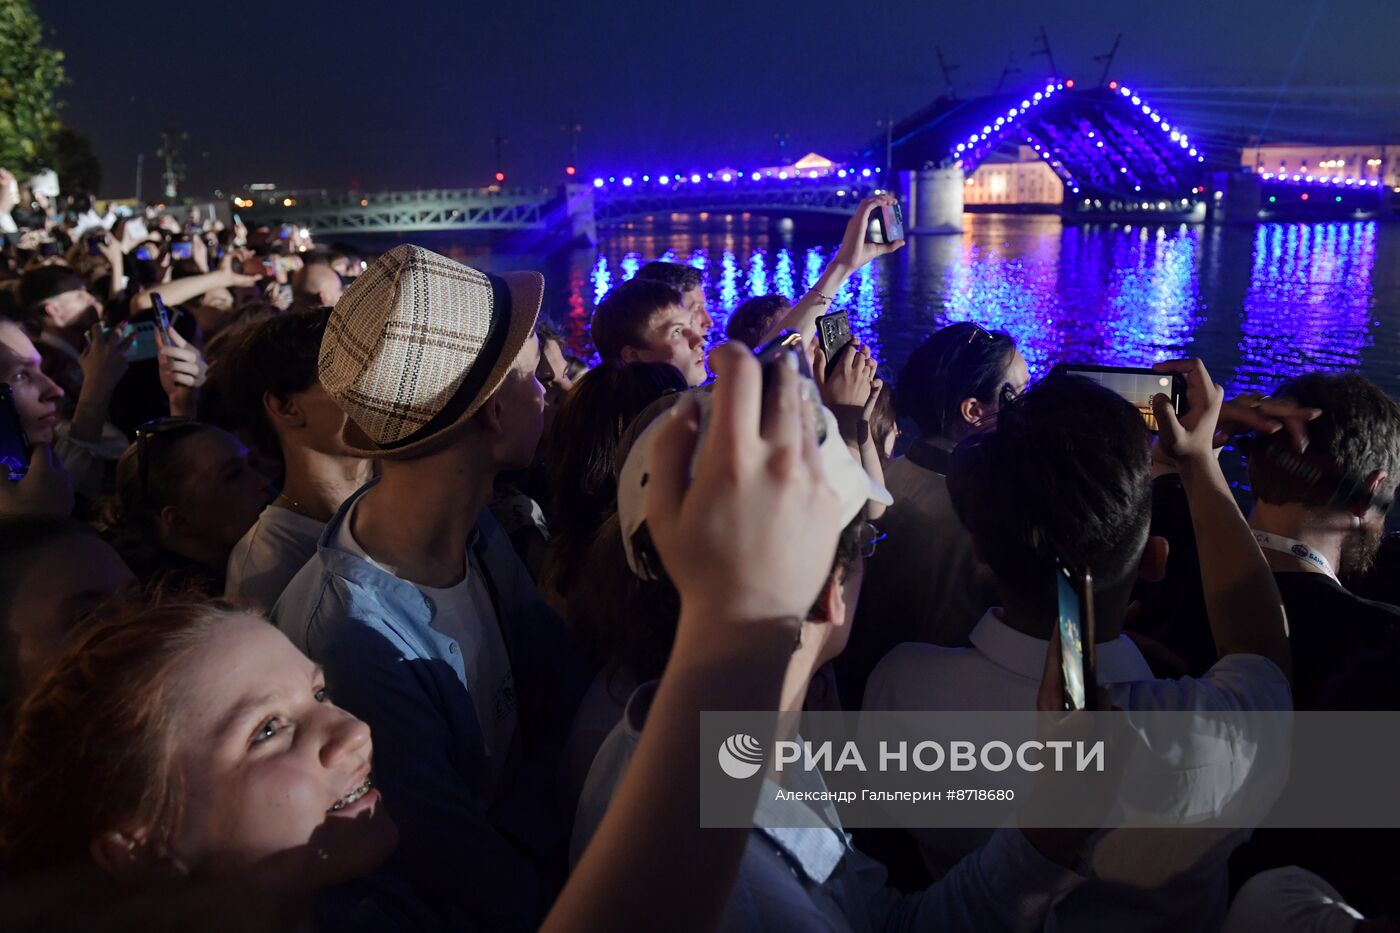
[566,213,1397,400]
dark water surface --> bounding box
[351,212,1400,402]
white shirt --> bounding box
[333,499,518,794]
[864,609,1292,932]
[225,505,327,611]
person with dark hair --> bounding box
[107,420,272,596]
[534,318,577,411]
[219,310,370,610]
[838,322,1026,702]
[1136,372,1400,707]
[14,266,105,411]
[589,278,707,387]
[633,260,712,340]
[865,362,1292,931]
[725,294,790,348]
[541,360,687,613]
[0,515,132,747]
[272,246,586,930]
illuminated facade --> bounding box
[1241,144,1400,188]
[964,147,1064,206]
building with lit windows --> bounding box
[963,146,1064,207]
[1241,144,1400,189]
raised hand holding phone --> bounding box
[156,325,207,419]
[1150,357,1224,469]
[73,323,135,442]
[645,340,843,632]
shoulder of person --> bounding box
[1132,653,1292,714]
[864,641,969,709]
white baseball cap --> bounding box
[616,389,893,579]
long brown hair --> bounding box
[0,601,243,874]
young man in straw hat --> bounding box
[274,245,587,931]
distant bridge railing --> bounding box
[241,187,559,235]
[593,178,883,222]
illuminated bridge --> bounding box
[241,79,1388,239]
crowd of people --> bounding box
[0,170,1398,933]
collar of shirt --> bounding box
[621,681,849,886]
[969,608,1155,685]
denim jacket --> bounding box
[273,482,588,932]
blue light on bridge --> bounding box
[690,173,701,183]
[861,168,872,177]
[593,178,604,188]
[622,176,633,187]
[660,175,671,185]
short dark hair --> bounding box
[947,374,1152,615]
[590,279,683,362]
[899,323,1017,439]
[1249,373,1400,508]
[726,294,791,347]
[536,317,564,348]
[18,266,86,320]
[635,260,702,295]
[544,361,688,602]
[213,309,331,459]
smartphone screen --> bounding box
[125,321,160,363]
[1052,365,1184,433]
[882,203,905,242]
[1056,561,1096,711]
[134,243,159,261]
[170,240,193,261]
[0,385,31,482]
[866,201,905,245]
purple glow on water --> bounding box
[575,215,1398,403]
[1233,222,1378,395]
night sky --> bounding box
[34,0,1400,197]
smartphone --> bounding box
[1055,559,1097,711]
[169,239,193,261]
[278,224,293,241]
[152,293,172,335]
[867,202,905,245]
[0,385,32,482]
[1051,364,1187,433]
[133,243,159,261]
[125,320,160,363]
[86,234,105,257]
[38,241,61,258]
[815,311,853,376]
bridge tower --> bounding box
[900,166,965,234]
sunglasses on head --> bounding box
[134,418,201,501]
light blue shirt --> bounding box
[273,481,588,932]
[573,682,1088,932]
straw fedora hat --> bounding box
[318,244,544,459]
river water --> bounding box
[344,212,1400,400]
